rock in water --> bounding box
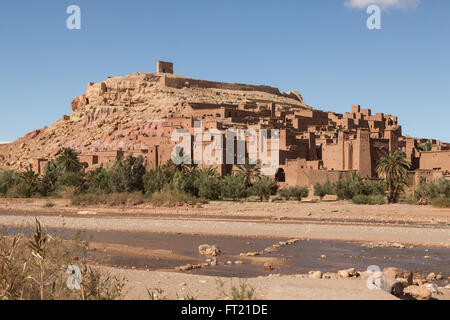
[198,244,221,257]
[264,262,274,271]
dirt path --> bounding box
[0,199,449,226]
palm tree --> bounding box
[376,151,411,203]
[198,166,219,179]
[235,159,261,188]
[171,149,194,174]
[55,148,82,173]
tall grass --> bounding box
[0,220,125,300]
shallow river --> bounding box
[2,226,449,279]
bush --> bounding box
[352,194,386,205]
[314,181,334,198]
[197,176,222,200]
[172,171,197,196]
[414,178,450,203]
[143,167,174,196]
[3,169,41,198]
[278,186,309,201]
[57,171,84,189]
[0,170,20,196]
[221,175,247,200]
[71,192,146,207]
[249,177,278,201]
[110,155,146,193]
[314,175,386,200]
[0,219,125,300]
[86,167,112,194]
[431,197,450,208]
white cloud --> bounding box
[345,0,420,10]
[0,141,11,144]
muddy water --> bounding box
[2,226,449,279]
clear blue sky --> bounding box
[0,0,449,143]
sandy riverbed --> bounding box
[0,199,448,300]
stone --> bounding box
[323,272,340,280]
[383,267,413,286]
[338,268,358,278]
[322,195,339,202]
[198,244,221,257]
[320,255,327,259]
[403,285,432,300]
[179,264,193,272]
[396,278,410,288]
[424,283,439,294]
[308,271,323,279]
[426,272,436,282]
[235,260,244,265]
[264,262,274,271]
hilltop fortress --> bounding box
[0,61,449,187]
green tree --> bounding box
[55,148,82,173]
[376,151,411,203]
[110,154,146,193]
[0,170,20,196]
[86,167,112,194]
[417,141,432,152]
[250,177,278,201]
[221,175,247,200]
[235,160,261,188]
[16,169,40,198]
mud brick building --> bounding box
[17,61,449,187]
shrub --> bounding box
[143,167,174,195]
[278,188,291,200]
[5,169,41,198]
[414,178,450,203]
[249,177,278,201]
[221,175,247,200]
[352,194,386,205]
[0,170,20,196]
[86,167,112,194]
[278,186,309,201]
[197,176,222,200]
[71,192,146,206]
[110,154,146,193]
[431,197,450,208]
[172,171,197,195]
[314,181,334,198]
[314,175,386,200]
[0,219,125,300]
[57,171,84,188]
